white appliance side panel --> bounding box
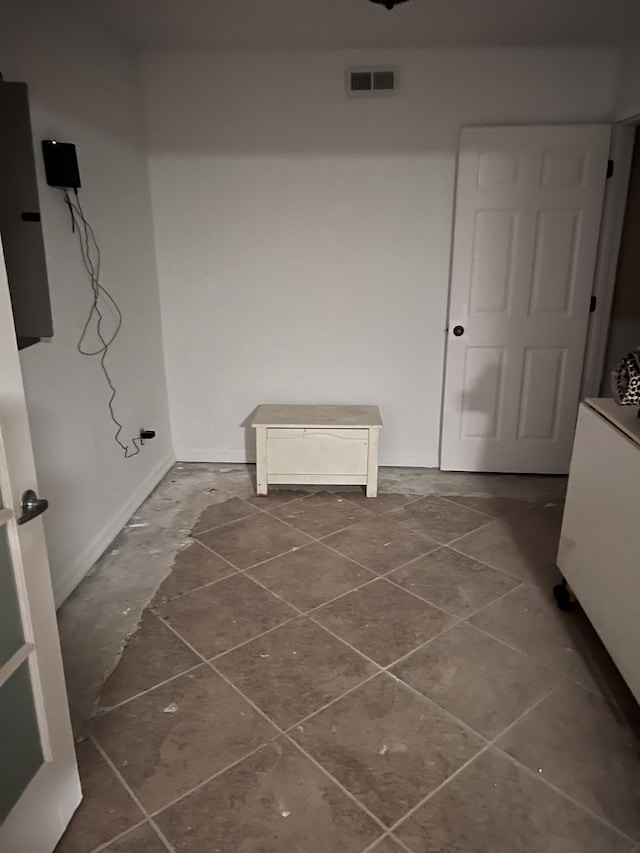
[558,403,640,702]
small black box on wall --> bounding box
[41,140,81,189]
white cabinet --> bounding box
[557,398,640,702]
[252,405,382,497]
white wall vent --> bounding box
[346,66,399,98]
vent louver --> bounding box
[373,70,395,91]
[346,66,399,97]
[350,71,372,92]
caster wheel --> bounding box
[553,581,575,612]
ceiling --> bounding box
[78,0,640,50]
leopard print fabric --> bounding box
[612,349,640,405]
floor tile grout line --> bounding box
[88,734,177,853]
[194,527,315,571]
[384,575,526,626]
[259,495,442,552]
[152,568,240,607]
[153,545,524,746]
[98,504,566,739]
[235,562,488,722]
[382,669,492,746]
[159,525,497,622]
[445,541,538,586]
[277,729,390,835]
[229,566,389,674]
[485,681,561,745]
[492,746,639,844]
[82,817,149,853]
[282,670,383,734]
[423,492,500,523]
[147,611,391,835]
[151,580,503,839]
[399,743,495,834]
[160,609,300,666]
[93,660,205,718]
[420,513,501,549]
[339,491,425,516]
[379,572,479,621]
[194,514,456,629]
[82,482,585,846]
[465,617,608,701]
[191,503,262,537]
[261,507,379,542]
[360,832,415,853]
[147,735,282,821]
[89,633,284,836]
[314,536,438,578]
[381,539,526,587]
[387,675,639,845]
[434,492,515,519]
[386,682,563,836]
[196,520,466,630]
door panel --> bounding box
[529,210,581,315]
[0,661,45,822]
[441,125,610,473]
[517,347,566,439]
[0,523,25,662]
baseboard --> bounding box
[175,448,439,469]
[54,451,176,608]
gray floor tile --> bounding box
[155,573,296,658]
[498,682,640,839]
[196,513,311,570]
[392,622,559,738]
[155,739,380,853]
[452,503,564,588]
[246,489,309,507]
[368,837,407,852]
[292,674,483,826]
[151,541,236,605]
[270,492,373,538]
[323,516,438,575]
[248,542,374,611]
[311,579,455,666]
[388,495,489,544]
[444,495,530,518]
[215,617,377,728]
[101,824,167,853]
[54,740,143,853]
[341,492,418,514]
[469,584,607,694]
[395,748,633,853]
[99,612,200,709]
[192,497,259,534]
[389,547,518,617]
[93,665,277,813]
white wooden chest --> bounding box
[251,405,382,497]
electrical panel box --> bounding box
[0,79,53,348]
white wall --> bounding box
[1,2,173,604]
[144,48,617,467]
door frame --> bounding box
[581,118,638,397]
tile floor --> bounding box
[56,484,640,853]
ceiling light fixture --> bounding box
[368,0,410,9]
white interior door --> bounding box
[441,125,611,473]
[0,237,80,851]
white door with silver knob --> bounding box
[0,234,80,851]
[441,124,611,473]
